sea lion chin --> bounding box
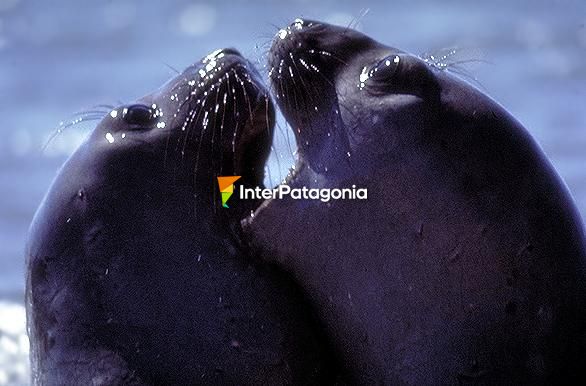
[244,19,586,384]
[25,48,336,385]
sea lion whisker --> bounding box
[208,80,223,149]
[443,65,487,91]
[276,71,287,102]
[274,119,296,174]
[224,70,238,157]
[267,22,281,33]
[310,50,349,66]
[284,64,303,117]
[264,94,285,183]
[192,104,216,218]
[89,103,116,111]
[345,8,370,32]
[42,114,106,152]
[287,57,322,144]
[267,66,279,98]
[207,86,223,177]
[443,58,492,67]
[179,90,212,168]
[232,64,263,92]
[289,54,312,97]
[218,89,229,176]
[70,110,111,117]
[230,78,242,157]
[293,56,323,108]
[65,112,108,121]
[421,47,491,74]
[180,72,229,140]
[232,70,254,138]
[302,58,336,87]
[162,61,181,75]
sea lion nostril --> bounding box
[290,18,304,28]
[218,48,241,57]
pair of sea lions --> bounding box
[26,19,586,385]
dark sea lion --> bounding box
[25,48,334,385]
[243,19,586,384]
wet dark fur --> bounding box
[244,20,586,385]
[26,49,336,385]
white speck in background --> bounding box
[178,3,216,37]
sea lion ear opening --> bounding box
[363,54,440,102]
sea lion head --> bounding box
[26,49,340,385]
[268,19,469,174]
[84,48,274,213]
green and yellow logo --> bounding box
[217,176,241,208]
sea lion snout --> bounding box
[202,47,243,63]
[270,18,377,73]
[214,47,242,58]
[268,18,325,71]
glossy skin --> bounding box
[26,49,334,385]
[244,20,586,384]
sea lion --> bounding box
[25,48,334,385]
[243,19,586,384]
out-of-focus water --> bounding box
[0,0,584,384]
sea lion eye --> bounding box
[122,104,155,126]
[369,55,400,82]
[362,54,440,100]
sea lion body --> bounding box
[244,20,586,384]
[26,49,332,385]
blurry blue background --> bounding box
[0,0,584,383]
